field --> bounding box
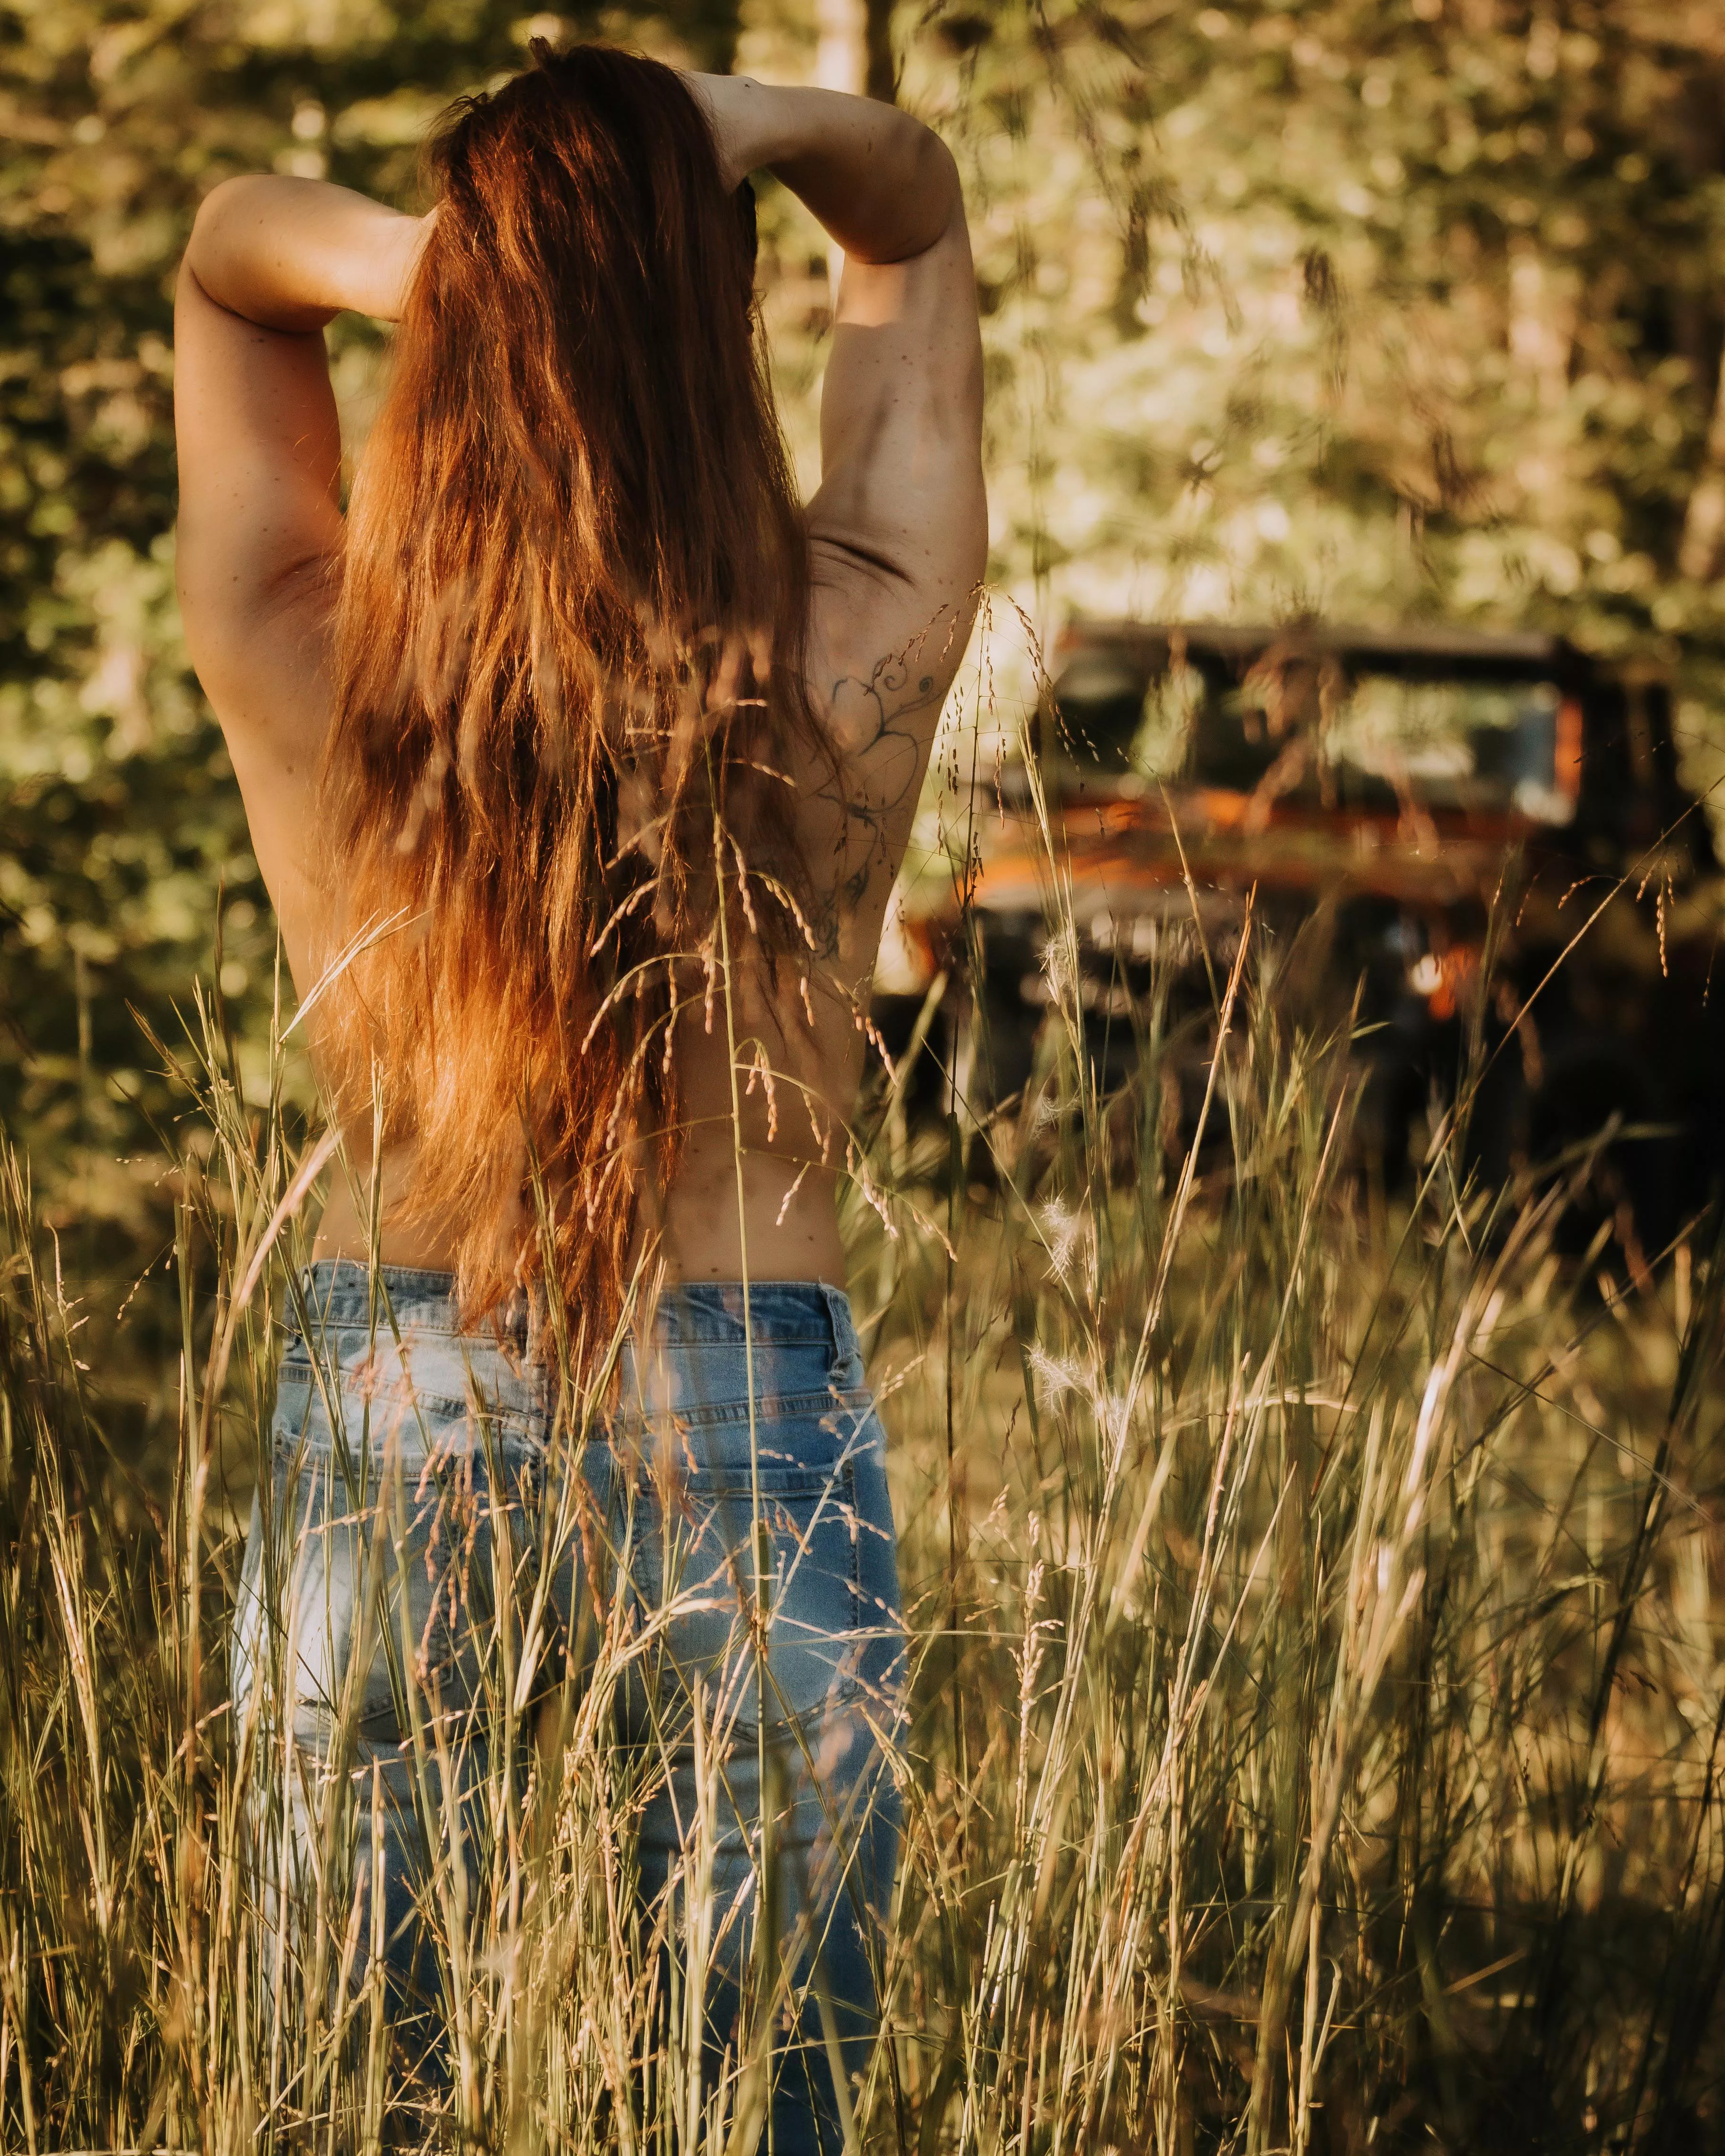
[9,2,1725,2147]
[4,866,1723,2155]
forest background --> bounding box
[5,0,1725,1424]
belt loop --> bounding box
[822,1281,855,1385]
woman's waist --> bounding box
[278,1261,870,1425]
[310,1147,848,1315]
[654,1137,847,1291]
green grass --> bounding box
[3,884,1724,2154]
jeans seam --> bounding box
[609,1389,864,1432]
[845,1460,861,1606]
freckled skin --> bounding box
[174,81,985,1287]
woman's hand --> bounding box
[680,74,961,265]
[184,176,431,330]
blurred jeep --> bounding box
[875,619,1725,1257]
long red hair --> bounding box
[318,43,824,1356]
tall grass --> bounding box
[3,834,1724,2152]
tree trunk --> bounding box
[864,0,896,101]
[680,0,742,74]
[1679,345,1725,584]
[812,0,896,299]
[814,0,896,102]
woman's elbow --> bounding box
[911,128,964,225]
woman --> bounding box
[178,40,983,2153]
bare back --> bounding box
[173,85,984,1288]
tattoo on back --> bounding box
[808,653,947,958]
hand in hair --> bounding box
[682,73,963,264]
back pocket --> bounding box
[622,1460,863,1737]
[267,1421,544,1741]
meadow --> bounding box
[3,811,1722,2153]
[9,2,1725,2148]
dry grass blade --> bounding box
[1,829,1723,2153]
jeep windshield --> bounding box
[1190,671,1581,822]
[1050,627,1584,825]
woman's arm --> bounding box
[688,77,986,960]
[183,174,427,328]
[175,178,425,709]
[174,178,423,946]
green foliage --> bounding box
[904,0,1725,643]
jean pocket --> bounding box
[624,1461,864,1736]
[390,1438,544,1701]
[266,1427,543,1738]
[270,1351,323,1450]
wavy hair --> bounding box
[317,43,826,1357]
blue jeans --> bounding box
[232,1264,906,2152]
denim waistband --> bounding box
[286,1261,859,1360]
